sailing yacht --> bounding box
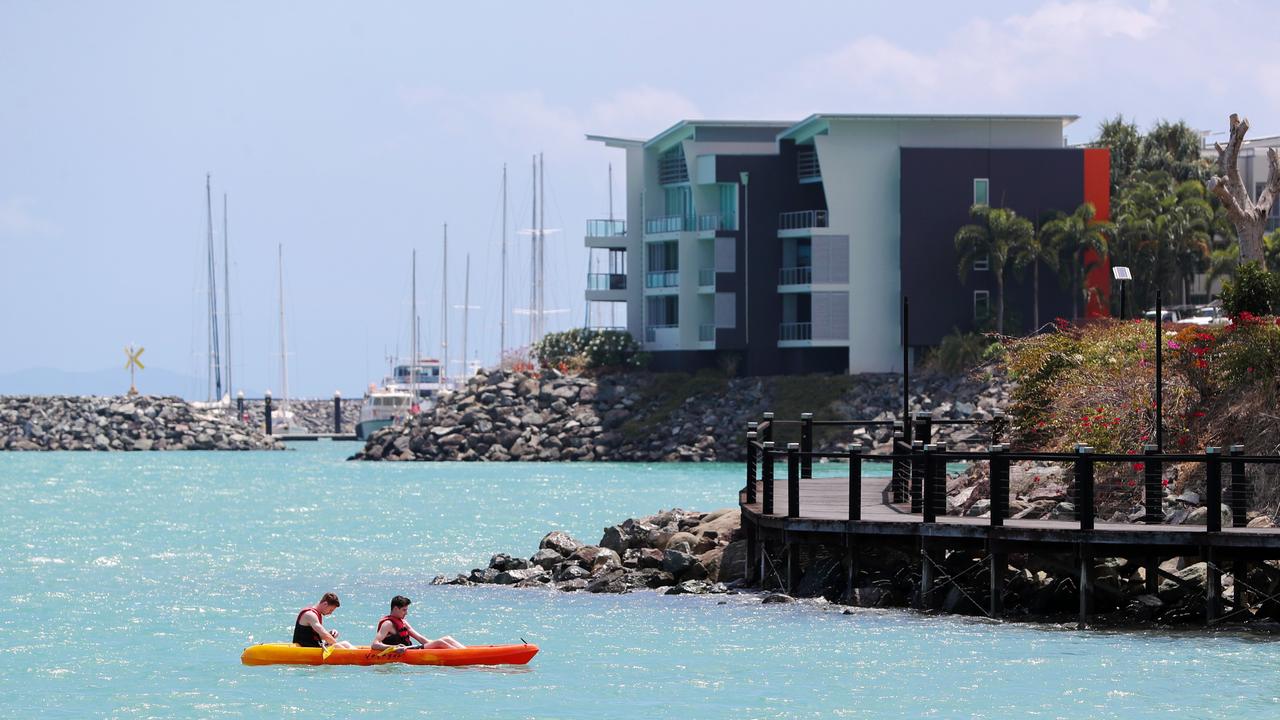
[270,244,304,435]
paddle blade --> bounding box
[322,644,334,661]
[377,646,397,657]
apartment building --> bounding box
[585,114,1111,375]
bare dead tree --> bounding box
[1207,113,1280,268]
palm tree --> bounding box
[955,205,1033,334]
[1010,221,1058,330]
[1043,203,1115,320]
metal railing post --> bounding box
[787,443,801,519]
[1230,445,1247,528]
[264,391,273,436]
[762,412,774,444]
[910,440,925,514]
[1075,445,1095,531]
[848,445,862,522]
[800,413,814,479]
[333,391,342,434]
[1205,446,1223,533]
[990,444,1009,527]
[1143,444,1162,523]
[922,444,937,523]
[745,431,758,504]
[913,411,933,447]
[761,442,776,515]
[891,429,907,503]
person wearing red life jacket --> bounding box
[370,595,465,652]
[292,592,354,649]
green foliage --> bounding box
[1220,261,1280,317]
[927,330,997,375]
[1137,120,1211,182]
[532,328,646,370]
[617,370,729,442]
[1111,172,1213,309]
[1042,202,1114,319]
[1094,114,1140,193]
[953,205,1033,334]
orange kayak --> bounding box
[240,643,539,667]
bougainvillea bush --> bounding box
[532,328,648,371]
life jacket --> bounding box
[379,615,412,646]
[292,607,325,648]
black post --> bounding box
[1205,446,1222,533]
[745,431,758,504]
[891,430,907,503]
[264,392,273,436]
[913,411,933,447]
[333,392,342,433]
[1143,444,1162,523]
[990,444,1009,527]
[848,446,862,522]
[991,410,1006,446]
[761,442,775,515]
[1156,289,1163,451]
[236,392,245,423]
[800,413,813,480]
[1119,281,1127,321]
[910,440,925,514]
[1075,445,1095,531]
[762,412,774,444]
[786,443,801,519]
[1230,445,1247,528]
[902,295,911,445]
[931,442,947,519]
[922,444,937,523]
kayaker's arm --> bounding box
[301,611,340,646]
[370,619,406,652]
[404,622,431,646]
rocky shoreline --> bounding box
[353,368,1012,462]
[450,508,1280,626]
[0,395,282,450]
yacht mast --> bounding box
[537,152,545,342]
[222,192,232,401]
[529,155,537,345]
[500,164,507,361]
[277,244,290,417]
[411,248,418,400]
[441,223,448,387]
[462,253,470,379]
[205,174,223,402]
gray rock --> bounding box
[529,548,563,570]
[539,531,582,557]
[493,567,546,585]
[761,593,795,604]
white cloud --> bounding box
[0,196,56,238]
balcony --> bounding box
[698,268,716,289]
[797,147,821,183]
[699,324,715,342]
[697,213,735,234]
[645,324,679,349]
[777,266,812,286]
[779,322,812,342]
[778,210,829,236]
[586,219,626,237]
[645,270,679,289]
[587,273,627,291]
[645,215,686,234]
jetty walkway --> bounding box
[738,413,1280,628]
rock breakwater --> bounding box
[435,508,747,595]
[353,369,1013,462]
[0,395,282,450]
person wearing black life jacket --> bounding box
[293,592,354,649]
[370,595,465,652]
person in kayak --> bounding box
[293,592,354,649]
[370,595,465,652]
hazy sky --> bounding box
[3,0,1278,398]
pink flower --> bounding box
[1167,340,1181,350]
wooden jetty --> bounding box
[738,413,1280,628]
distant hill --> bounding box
[0,366,203,398]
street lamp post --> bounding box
[1113,266,1132,320]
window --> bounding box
[664,185,693,226]
[718,184,737,230]
[973,290,990,321]
[658,145,689,185]
[973,254,989,271]
[645,295,678,326]
[974,178,989,206]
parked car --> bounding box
[1143,308,1181,322]
[1183,305,1227,326]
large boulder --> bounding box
[718,540,748,583]
[539,531,583,557]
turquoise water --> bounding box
[2,444,1278,718]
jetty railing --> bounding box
[744,414,1274,534]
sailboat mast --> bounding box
[441,223,448,387]
[205,173,223,402]
[529,155,537,345]
[462,254,470,379]
[500,164,507,362]
[537,152,545,343]
[277,244,290,415]
[411,248,418,400]
[222,192,232,401]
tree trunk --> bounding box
[1209,114,1277,270]
[996,271,1005,335]
[1032,261,1040,330]
[1071,265,1080,321]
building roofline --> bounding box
[778,113,1081,142]
[585,134,645,149]
[643,119,796,150]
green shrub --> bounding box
[927,330,997,375]
[532,328,645,370]
[1220,261,1280,317]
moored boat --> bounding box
[240,642,539,667]
[355,385,414,439]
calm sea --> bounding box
[2,443,1277,718]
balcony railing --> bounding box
[587,273,627,291]
[698,268,716,287]
[699,324,715,342]
[645,270,679,289]
[778,210,829,231]
[586,219,626,237]
[778,266,813,285]
[645,324,678,342]
[645,215,686,234]
[696,214,722,232]
[797,147,821,182]
[780,322,812,341]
